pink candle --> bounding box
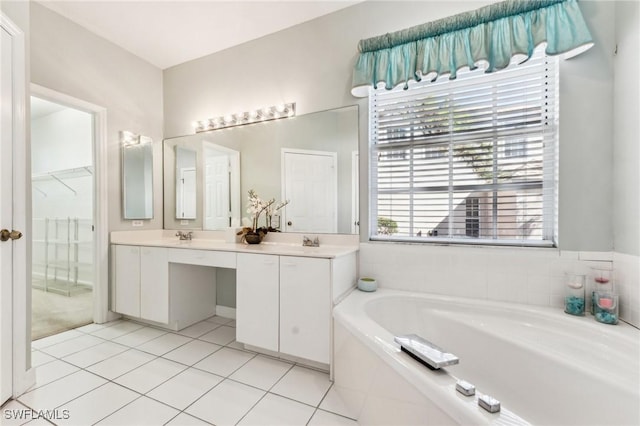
[599,297,613,309]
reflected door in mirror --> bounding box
[282,149,337,233]
[175,146,197,219]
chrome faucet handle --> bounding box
[302,235,319,247]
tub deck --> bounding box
[333,289,640,425]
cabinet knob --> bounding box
[287,221,293,226]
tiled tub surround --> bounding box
[613,252,640,328]
[359,242,639,328]
[332,289,640,425]
[13,317,358,426]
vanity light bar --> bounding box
[120,131,152,146]
[120,130,138,146]
[192,102,296,133]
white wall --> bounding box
[31,107,93,220]
[31,108,92,174]
[612,1,640,328]
[29,2,164,231]
[164,0,616,253]
[613,1,640,257]
[162,0,626,310]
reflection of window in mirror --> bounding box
[175,146,197,219]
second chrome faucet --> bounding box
[175,231,193,241]
[302,235,319,247]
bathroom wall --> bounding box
[164,0,616,253]
[163,1,622,309]
[613,1,640,258]
[29,2,164,231]
[612,1,640,328]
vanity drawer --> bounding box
[167,248,236,268]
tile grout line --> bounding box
[25,317,342,426]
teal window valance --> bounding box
[351,0,593,97]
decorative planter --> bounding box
[244,232,262,244]
[358,277,377,292]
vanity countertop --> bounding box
[110,230,359,259]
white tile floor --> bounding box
[3,317,358,426]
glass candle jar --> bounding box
[593,292,619,325]
[564,274,586,316]
[589,267,613,314]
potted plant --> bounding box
[237,189,288,244]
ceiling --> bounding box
[37,0,361,70]
[31,96,67,120]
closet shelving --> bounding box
[32,166,93,196]
[32,217,93,296]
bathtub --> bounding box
[332,289,640,425]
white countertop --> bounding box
[110,230,359,259]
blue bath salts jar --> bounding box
[564,274,585,316]
[564,296,585,316]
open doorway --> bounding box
[30,96,95,340]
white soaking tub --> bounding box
[332,289,640,426]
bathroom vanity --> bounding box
[110,230,358,367]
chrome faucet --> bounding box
[175,231,193,241]
[302,236,319,247]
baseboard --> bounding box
[215,305,236,319]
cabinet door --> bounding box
[280,256,331,364]
[236,253,279,352]
[140,246,169,324]
[113,245,140,317]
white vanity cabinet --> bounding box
[236,253,279,352]
[111,244,222,329]
[237,252,353,366]
[109,232,357,368]
[279,256,331,364]
[112,245,168,323]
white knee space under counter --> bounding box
[109,230,358,370]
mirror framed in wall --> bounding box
[162,105,359,235]
[121,132,154,220]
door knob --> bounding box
[0,229,22,242]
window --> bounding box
[369,49,558,246]
[465,198,479,238]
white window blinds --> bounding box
[370,50,559,246]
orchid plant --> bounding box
[246,189,275,231]
[265,199,290,230]
[238,189,289,242]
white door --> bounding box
[282,149,337,233]
[1,25,15,404]
[204,154,230,229]
[179,168,197,219]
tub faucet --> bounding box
[303,236,319,247]
[176,231,193,240]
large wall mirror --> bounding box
[163,105,359,234]
[122,135,154,219]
